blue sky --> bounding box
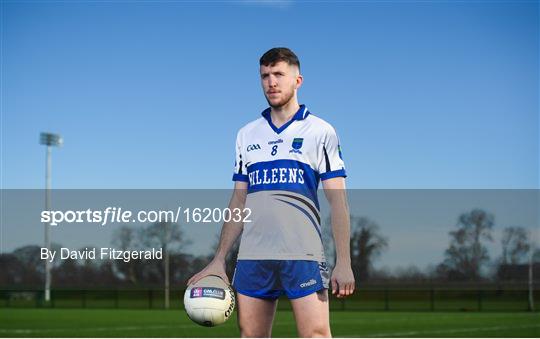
[2,0,538,189]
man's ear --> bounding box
[296,74,303,89]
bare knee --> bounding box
[237,293,276,337]
[239,322,272,338]
[298,325,331,338]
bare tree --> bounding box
[501,226,531,265]
[533,249,540,263]
[440,209,494,281]
[0,253,40,287]
[12,245,45,275]
[350,216,388,282]
[140,221,189,252]
[111,225,140,284]
[140,221,190,308]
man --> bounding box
[187,47,354,337]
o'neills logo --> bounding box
[268,139,283,145]
[300,279,317,288]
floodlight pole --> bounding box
[529,245,534,312]
[44,145,52,302]
[40,132,62,303]
[164,222,170,309]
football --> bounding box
[183,275,236,327]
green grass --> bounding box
[0,309,538,337]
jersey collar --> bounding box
[261,104,310,134]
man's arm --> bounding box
[186,181,248,285]
[322,177,355,298]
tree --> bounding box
[110,222,191,288]
[533,249,540,263]
[496,226,533,282]
[350,216,388,282]
[111,225,140,284]
[392,265,428,282]
[139,222,191,283]
[439,209,494,281]
[9,243,63,288]
[12,245,44,275]
[139,221,190,308]
[501,226,531,265]
[0,254,33,287]
[139,221,189,252]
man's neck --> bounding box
[270,100,300,128]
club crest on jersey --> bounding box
[247,144,261,152]
[290,138,303,154]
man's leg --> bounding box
[237,293,278,337]
[290,289,331,338]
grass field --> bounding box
[0,309,538,337]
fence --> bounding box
[1,288,537,312]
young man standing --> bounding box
[187,47,354,337]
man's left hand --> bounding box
[330,262,355,298]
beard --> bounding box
[264,85,296,109]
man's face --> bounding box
[260,61,302,109]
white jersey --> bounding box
[232,105,346,261]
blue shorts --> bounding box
[232,260,329,299]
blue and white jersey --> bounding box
[232,104,346,261]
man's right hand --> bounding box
[186,258,229,286]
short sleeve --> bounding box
[318,126,347,180]
[232,131,249,182]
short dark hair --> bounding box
[259,47,300,70]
